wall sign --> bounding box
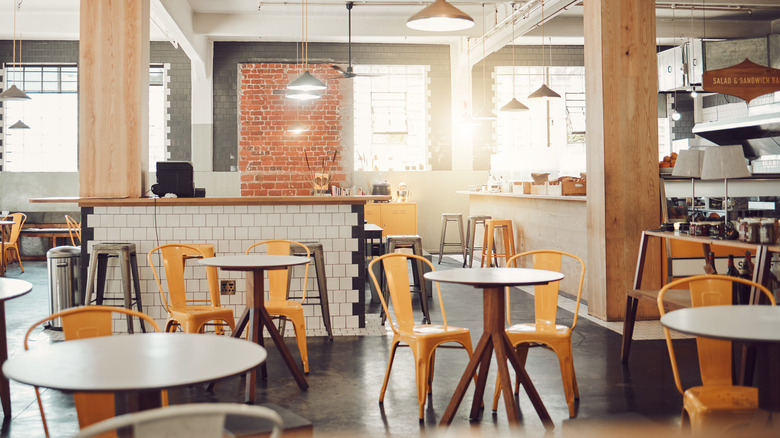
[702,59,780,103]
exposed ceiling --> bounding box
[0,1,778,48]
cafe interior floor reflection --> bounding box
[0,259,698,437]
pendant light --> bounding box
[0,0,30,101]
[286,0,325,93]
[8,120,29,129]
[670,6,681,122]
[406,0,474,32]
[500,5,528,112]
[473,4,496,120]
[287,121,309,134]
[528,1,560,99]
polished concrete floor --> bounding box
[0,258,698,437]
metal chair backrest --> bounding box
[73,403,283,438]
[505,250,586,329]
[245,240,311,303]
[148,244,215,312]
[2,212,26,244]
[658,274,776,394]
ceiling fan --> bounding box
[328,2,381,79]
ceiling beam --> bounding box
[151,0,210,79]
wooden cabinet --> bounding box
[364,202,417,237]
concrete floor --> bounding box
[0,258,697,437]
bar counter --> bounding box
[32,195,391,206]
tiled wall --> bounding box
[82,203,366,336]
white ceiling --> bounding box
[0,1,779,46]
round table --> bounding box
[0,220,16,277]
[661,305,780,412]
[0,278,32,417]
[200,254,311,401]
[424,267,563,428]
[2,332,266,411]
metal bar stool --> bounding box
[289,241,333,341]
[438,213,466,264]
[463,215,491,268]
[481,219,516,268]
[385,235,431,324]
[84,242,146,333]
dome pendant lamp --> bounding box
[528,1,560,99]
[500,5,528,112]
[286,0,326,93]
[8,119,30,129]
[406,0,474,32]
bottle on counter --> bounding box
[726,255,740,304]
[736,250,754,304]
[703,251,718,275]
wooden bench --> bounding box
[19,224,73,260]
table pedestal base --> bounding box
[439,287,553,429]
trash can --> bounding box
[47,246,81,330]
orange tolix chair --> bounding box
[368,253,473,420]
[65,214,81,246]
[245,240,312,373]
[24,306,162,437]
[1,212,26,273]
[492,249,585,418]
[658,274,776,433]
[148,244,235,335]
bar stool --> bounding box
[481,219,516,268]
[463,215,491,268]
[84,242,146,333]
[438,213,466,264]
[289,241,333,341]
[385,235,431,324]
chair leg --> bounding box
[463,219,472,268]
[427,350,436,395]
[12,247,23,273]
[379,341,400,403]
[290,314,309,374]
[438,216,447,264]
[553,344,577,418]
[415,349,431,421]
[34,386,49,438]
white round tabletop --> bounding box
[661,306,780,343]
[0,278,32,302]
[0,221,15,226]
[424,268,564,288]
[199,254,310,269]
[2,333,266,392]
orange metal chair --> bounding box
[65,214,81,246]
[1,212,26,273]
[24,305,162,437]
[245,240,311,373]
[148,244,236,334]
[492,249,585,418]
[368,253,474,420]
[658,274,776,433]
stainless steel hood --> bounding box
[692,113,780,159]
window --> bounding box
[3,65,168,172]
[493,66,586,177]
[353,65,428,171]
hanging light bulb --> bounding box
[406,0,474,32]
[690,88,698,98]
[671,109,682,121]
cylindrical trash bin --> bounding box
[47,246,81,330]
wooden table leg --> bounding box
[468,337,493,419]
[502,331,553,429]
[440,334,490,425]
[0,302,10,417]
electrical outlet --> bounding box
[220,280,236,295]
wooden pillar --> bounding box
[583,0,661,320]
[79,0,149,198]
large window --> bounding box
[353,65,428,171]
[3,65,167,172]
[493,66,586,177]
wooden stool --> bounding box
[84,242,146,333]
[290,242,333,341]
[385,235,431,324]
[481,220,516,268]
[438,213,466,264]
[464,215,491,267]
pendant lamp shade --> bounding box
[287,71,326,91]
[285,89,322,101]
[406,0,474,32]
[529,83,561,99]
[288,121,309,134]
[472,107,497,120]
[0,84,30,100]
[700,146,751,180]
[9,119,30,129]
[500,97,529,112]
[671,150,704,178]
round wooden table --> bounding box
[661,305,780,413]
[424,268,563,428]
[0,278,32,417]
[2,332,266,411]
[200,254,311,402]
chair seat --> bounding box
[266,300,303,314]
[170,305,234,316]
[506,323,571,337]
[412,324,469,336]
[685,385,758,412]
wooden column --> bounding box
[79,0,150,198]
[583,0,661,320]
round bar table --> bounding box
[661,306,780,416]
[3,333,266,411]
[425,268,563,428]
[0,278,32,417]
[200,254,311,402]
[0,220,16,277]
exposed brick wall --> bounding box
[238,63,344,196]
